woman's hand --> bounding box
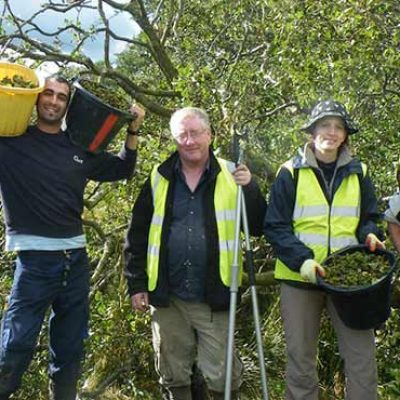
[300,259,326,284]
[365,233,385,252]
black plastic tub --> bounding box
[66,80,132,153]
[318,245,396,330]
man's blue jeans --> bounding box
[0,248,90,399]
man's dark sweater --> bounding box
[0,126,136,238]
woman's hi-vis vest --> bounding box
[275,162,366,282]
[147,158,242,291]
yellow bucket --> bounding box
[0,62,44,136]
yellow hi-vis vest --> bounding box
[275,162,366,282]
[147,158,242,291]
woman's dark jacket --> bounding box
[264,144,383,286]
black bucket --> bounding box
[317,245,397,330]
[65,80,132,153]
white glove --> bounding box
[300,259,326,284]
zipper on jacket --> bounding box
[317,166,338,257]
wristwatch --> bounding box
[127,127,139,136]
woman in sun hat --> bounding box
[264,99,384,400]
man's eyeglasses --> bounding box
[173,129,207,143]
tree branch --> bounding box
[2,0,180,117]
[82,219,107,241]
[245,101,304,124]
[97,0,111,68]
[106,0,178,83]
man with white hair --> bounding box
[124,107,267,400]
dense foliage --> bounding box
[323,251,390,287]
[1,0,400,398]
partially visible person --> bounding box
[124,107,267,400]
[0,74,145,400]
[384,192,400,251]
[264,100,384,400]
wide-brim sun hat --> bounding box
[301,99,359,135]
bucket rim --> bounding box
[72,79,132,120]
[317,244,397,293]
[0,62,45,94]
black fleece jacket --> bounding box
[0,126,137,238]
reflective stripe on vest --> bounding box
[215,159,242,286]
[147,167,169,290]
[275,163,364,282]
[146,158,242,291]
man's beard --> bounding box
[37,109,66,126]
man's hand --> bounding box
[128,104,145,132]
[232,164,251,186]
[300,259,325,284]
[365,233,385,252]
[131,292,149,312]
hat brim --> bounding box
[301,111,358,135]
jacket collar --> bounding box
[295,143,352,168]
[157,149,221,181]
[292,143,363,175]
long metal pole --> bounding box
[224,183,243,400]
[241,193,269,400]
[225,139,269,399]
